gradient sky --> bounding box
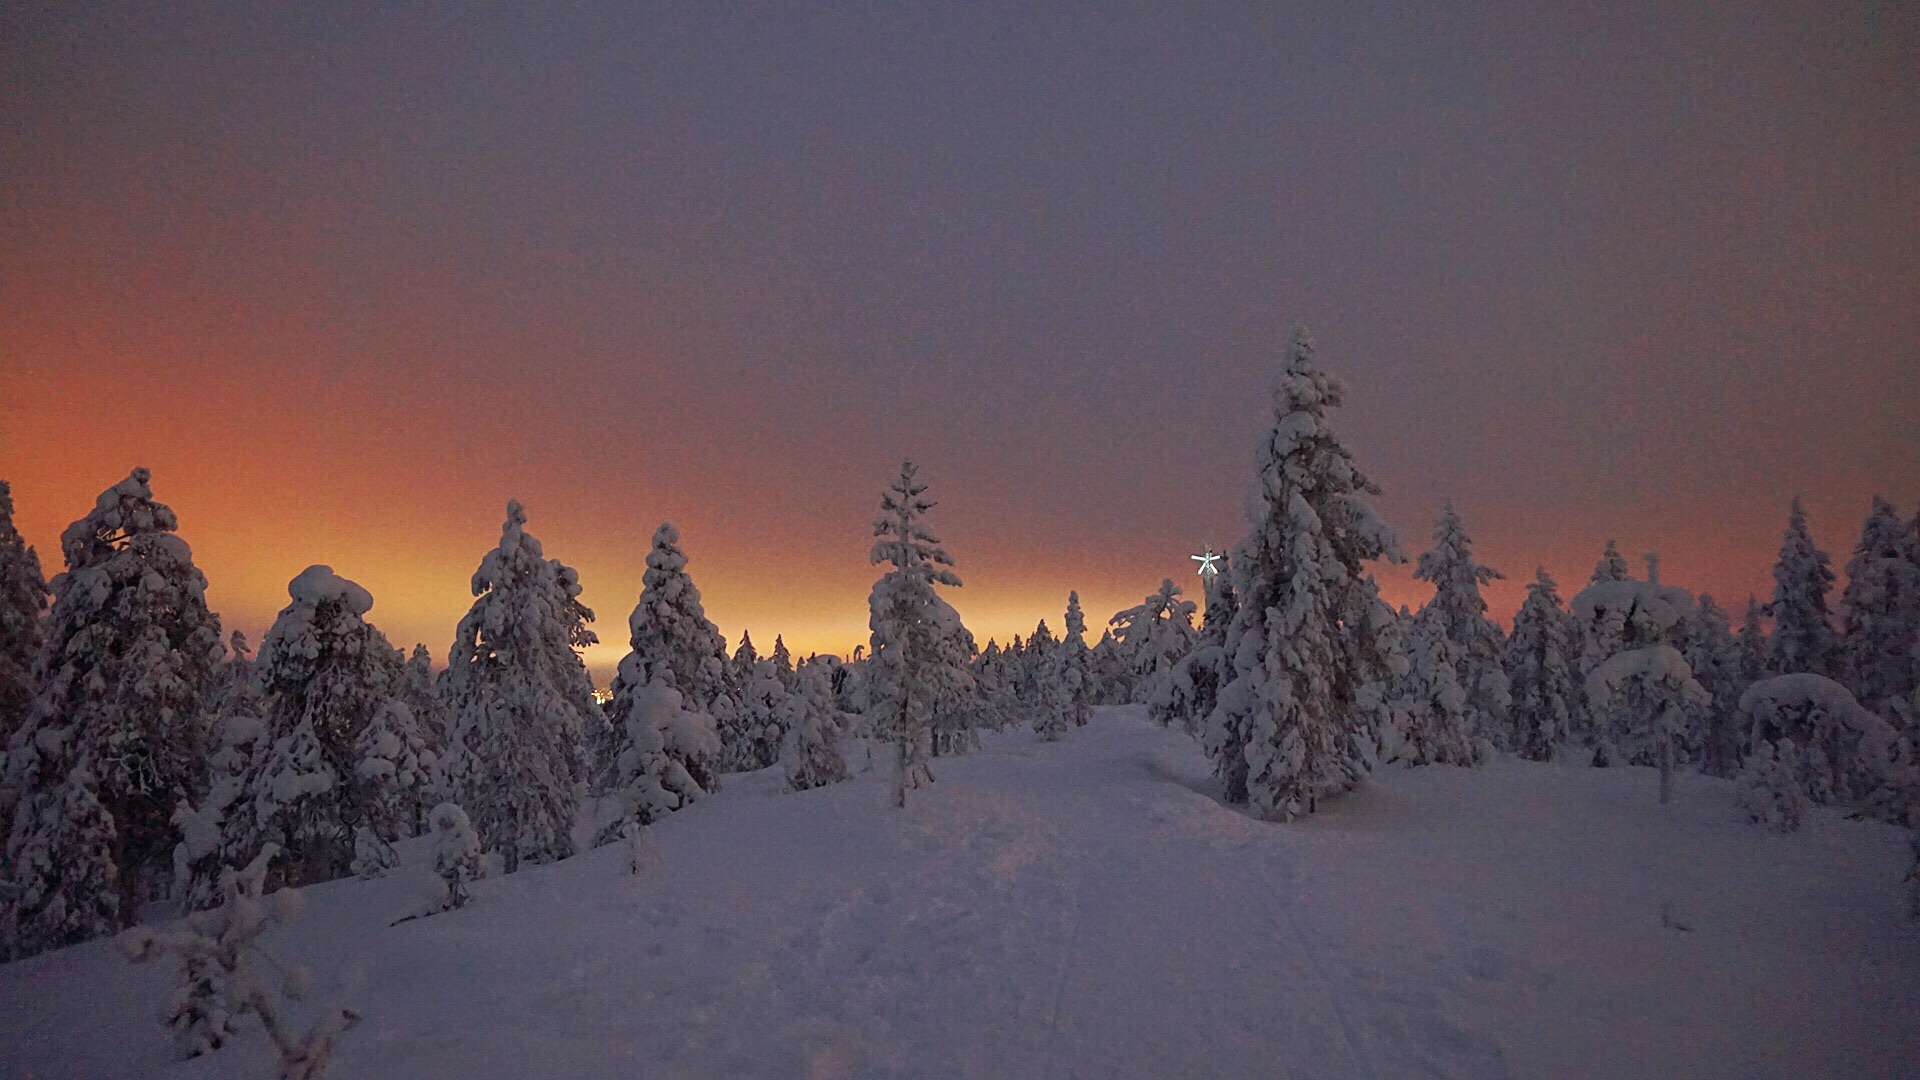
[3,2,1915,680]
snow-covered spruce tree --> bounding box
[1085,630,1129,705]
[608,523,730,794]
[1109,579,1199,705]
[866,461,975,807]
[1385,610,1482,767]
[1679,595,1747,777]
[969,641,1023,730]
[439,502,599,874]
[1056,591,1092,729]
[1586,646,1709,803]
[770,635,796,689]
[1839,497,1920,710]
[1769,497,1836,677]
[1740,674,1898,811]
[1590,539,1632,585]
[3,468,224,956]
[0,479,49,756]
[1504,568,1581,761]
[216,566,420,895]
[593,679,712,852]
[1206,331,1403,818]
[736,654,791,770]
[123,842,358,1076]
[1153,576,1239,736]
[781,661,850,791]
[395,644,447,756]
[1412,502,1511,745]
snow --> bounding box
[1,706,1912,1079]
[283,565,373,617]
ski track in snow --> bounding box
[1,706,1915,1079]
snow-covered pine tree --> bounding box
[1055,591,1093,729]
[1412,503,1510,745]
[1109,579,1199,705]
[1206,330,1403,818]
[1679,595,1746,777]
[1504,568,1581,762]
[609,523,731,793]
[866,461,974,807]
[0,479,48,755]
[1769,497,1837,677]
[1586,646,1709,803]
[1591,539,1632,584]
[215,566,419,894]
[439,502,599,874]
[1838,497,1920,710]
[969,641,1023,730]
[1737,741,1809,833]
[781,660,849,791]
[3,468,224,957]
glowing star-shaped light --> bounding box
[1191,548,1223,580]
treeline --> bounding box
[3,332,1917,962]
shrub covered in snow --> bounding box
[782,662,850,792]
[429,802,483,910]
[122,842,358,1077]
[1737,740,1809,832]
[1740,674,1898,812]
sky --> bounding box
[2,2,1915,680]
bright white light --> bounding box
[1192,548,1222,578]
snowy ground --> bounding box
[3,706,1915,1079]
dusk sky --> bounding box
[3,2,1915,680]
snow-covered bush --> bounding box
[1736,740,1809,833]
[1740,674,1898,812]
[594,680,712,851]
[1205,330,1402,819]
[429,803,483,910]
[122,843,358,1076]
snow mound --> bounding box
[286,565,374,616]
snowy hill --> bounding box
[3,706,1914,1080]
